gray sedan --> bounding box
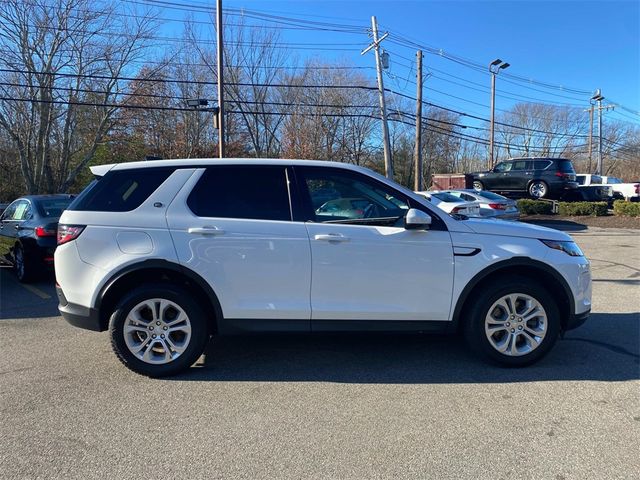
[444,189,520,220]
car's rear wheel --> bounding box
[464,276,560,366]
[528,181,548,199]
[14,245,34,283]
[472,180,484,191]
[109,284,209,377]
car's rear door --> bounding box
[294,166,454,324]
[506,160,531,190]
[166,165,312,329]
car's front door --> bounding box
[166,165,312,327]
[485,162,511,190]
[294,166,454,323]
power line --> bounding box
[0,67,621,138]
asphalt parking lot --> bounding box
[0,227,638,479]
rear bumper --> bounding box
[56,285,102,331]
[565,308,590,331]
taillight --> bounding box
[451,206,461,213]
[488,203,507,210]
[57,224,85,245]
[555,172,570,178]
[35,226,56,237]
[635,184,639,194]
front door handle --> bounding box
[314,233,350,242]
[187,227,225,236]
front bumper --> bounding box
[56,285,102,331]
[565,308,590,331]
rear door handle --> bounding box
[314,233,350,242]
[187,227,225,236]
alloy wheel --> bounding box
[15,247,25,279]
[529,182,547,198]
[484,293,547,356]
[123,298,192,364]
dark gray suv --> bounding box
[471,158,578,199]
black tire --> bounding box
[463,275,560,367]
[109,284,210,377]
[472,180,484,191]
[14,244,34,283]
[528,180,549,199]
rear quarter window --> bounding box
[533,160,552,170]
[68,168,174,212]
[558,160,575,173]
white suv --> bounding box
[55,159,591,377]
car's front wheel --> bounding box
[109,284,210,377]
[472,180,484,191]
[464,276,560,366]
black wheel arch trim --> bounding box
[95,259,224,331]
[452,256,574,327]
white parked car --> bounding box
[415,191,481,217]
[445,190,520,220]
[55,159,591,377]
[601,176,640,201]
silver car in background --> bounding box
[445,189,520,220]
[415,191,481,217]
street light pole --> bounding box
[590,89,614,175]
[488,59,510,170]
[216,0,225,158]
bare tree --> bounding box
[0,0,157,193]
[281,62,377,163]
[495,103,588,161]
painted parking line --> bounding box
[20,283,52,300]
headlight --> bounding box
[541,239,584,257]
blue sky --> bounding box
[152,0,640,126]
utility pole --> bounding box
[488,59,510,170]
[414,50,423,191]
[361,16,393,179]
[591,89,615,175]
[216,0,225,158]
[584,104,594,172]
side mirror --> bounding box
[404,208,432,230]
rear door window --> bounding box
[187,166,291,221]
[12,200,30,220]
[69,168,174,212]
[511,160,529,171]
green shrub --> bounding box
[613,200,640,217]
[516,199,553,215]
[558,201,608,216]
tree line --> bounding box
[0,0,638,201]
